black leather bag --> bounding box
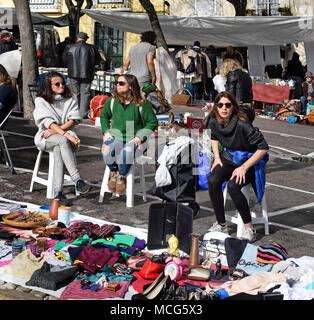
[147,202,193,254]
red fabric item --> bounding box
[252,83,290,105]
[73,245,121,273]
[139,259,165,280]
[131,271,154,293]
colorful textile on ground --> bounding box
[59,280,130,300]
[64,222,120,240]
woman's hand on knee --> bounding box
[211,158,223,172]
[65,133,79,147]
[231,166,246,185]
[129,137,142,147]
[41,129,55,139]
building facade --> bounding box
[0,0,313,67]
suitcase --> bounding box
[89,95,109,123]
[147,202,193,254]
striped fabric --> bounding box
[256,242,289,264]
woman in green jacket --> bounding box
[100,74,158,194]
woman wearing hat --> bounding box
[300,71,314,115]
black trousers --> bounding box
[208,161,254,225]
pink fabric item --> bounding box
[60,280,130,300]
[0,259,13,267]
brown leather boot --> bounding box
[108,171,118,192]
[116,173,127,195]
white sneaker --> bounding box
[241,227,257,243]
[208,222,229,234]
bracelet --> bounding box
[241,165,248,173]
[62,131,66,136]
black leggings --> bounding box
[208,161,254,225]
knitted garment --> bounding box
[100,97,158,142]
[64,222,120,241]
[256,242,289,264]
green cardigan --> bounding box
[100,97,158,142]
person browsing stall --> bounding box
[207,91,269,242]
[33,71,90,203]
[100,74,158,195]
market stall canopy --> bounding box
[82,9,314,46]
[1,7,69,27]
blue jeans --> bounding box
[101,138,138,176]
[300,96,314,114]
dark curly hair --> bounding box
[37,71,73,104]
[141,31,156,45]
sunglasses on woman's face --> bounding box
[115,81,127,86]
[216,102,232,109]
[53,82,65,87]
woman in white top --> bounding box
[33,71,90,203]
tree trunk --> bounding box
[65,0,93,42]
[13,0,39,119]
[226,0,247,16]
[139,0,169,53]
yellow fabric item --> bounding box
[2,249,45,280]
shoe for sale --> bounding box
[115,173,126,195]
[107,171,118,193]
[75,179,90,195]
[240,227,257,243]
[208,221,229,234]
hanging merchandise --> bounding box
[156,46,181,103]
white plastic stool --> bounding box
[98,156,147,208]
[30,150,76,199]
[223,183,269,237]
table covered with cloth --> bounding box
[252,83,291,105]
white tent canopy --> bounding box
[82,9,314,47]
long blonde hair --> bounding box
[220,58,243,80]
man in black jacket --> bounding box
[0,30,18,55]
[63,32,101,118]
